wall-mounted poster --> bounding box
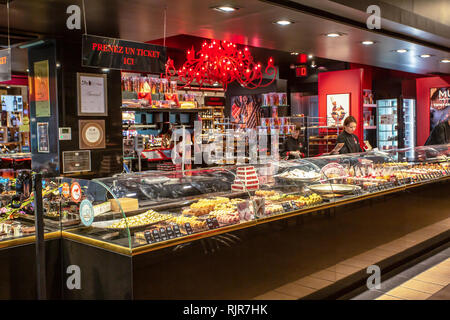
[37,122,49,153]
[34,60,50,117]
[230,94,263,129]
[79,119,106,149]
[430,87,450,131]
[327,93,350,126]
[77,73,108,116]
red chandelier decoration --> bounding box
[165,39,277,90]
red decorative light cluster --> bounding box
[165,39,277,90]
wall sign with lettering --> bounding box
[82,35,167,73]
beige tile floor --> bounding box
[376,258,449,300]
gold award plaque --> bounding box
[79,119,105,149]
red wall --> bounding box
[318,68,364,141]
[416,76,450,145]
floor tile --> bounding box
[376,294,405,300]
[400,279,444,295]
[274,283,315,298]
[253,291,297,300]
[415,272,450,286]
[352,289,384,300]
[427,284,450,300]
[365,248,395,259]
[377,276,410,293]
[309,270,346,282]
[339,258,371,269]
[293,276,333,290]
[326,263,361,275]
[385,286,432,300]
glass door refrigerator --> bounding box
[377,99,398,152]
[399,98,416,160]
[377,98,416,160]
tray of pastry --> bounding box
[92,210,173,231]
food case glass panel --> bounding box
[12,145,445,252]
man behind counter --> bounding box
[425,118,450,146]
[281,124,306,159]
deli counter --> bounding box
[1,144,449,299]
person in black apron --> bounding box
[281,124,305,159]
[425,119,450,146]
[334,116,363,154]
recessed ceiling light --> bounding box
[419,54,432,58]
[213,6,238,13]
[291,52,299,55]
[396,49,408,53]
[102,68,110,72]
[275,20,292,26]
[26,69,29,73]
[308,54,313,59]
[441,58,450,63]
[56,63,61,68]
[6,86,10,89]
[362,41,374,45]
[326,33,341,37]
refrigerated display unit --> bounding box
[377,98,416,160]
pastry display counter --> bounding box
[44,144,449,255]
[1,145,448,299]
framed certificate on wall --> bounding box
[77,73,108,116]
[79,119,106,149]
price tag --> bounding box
[159,227,168,241]
[152,229,161,242]
[144,230,153,244]
[173,225,182,237]
[166,226,175,239]
[206,218,215,230]
[184,223,193,235]
[211,217,220,228]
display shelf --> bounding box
[121,107,199,113]
[122,124,158,129]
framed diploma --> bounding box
[79,119,106,149]
[77,73,108,116]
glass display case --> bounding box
[1,145,448,252]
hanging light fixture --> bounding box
[165,39,277,90]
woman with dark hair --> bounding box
[333,116,363,154]
[281,124,306,159]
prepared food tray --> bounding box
[92,209,172,231]
[307,183,361,195]
[276,169,321,182]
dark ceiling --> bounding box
[0,0,448,75]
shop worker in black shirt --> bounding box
[333,116,363,154]
[281,124,305,159]
[425,118,450,146]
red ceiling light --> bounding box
[165,39,277,90]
